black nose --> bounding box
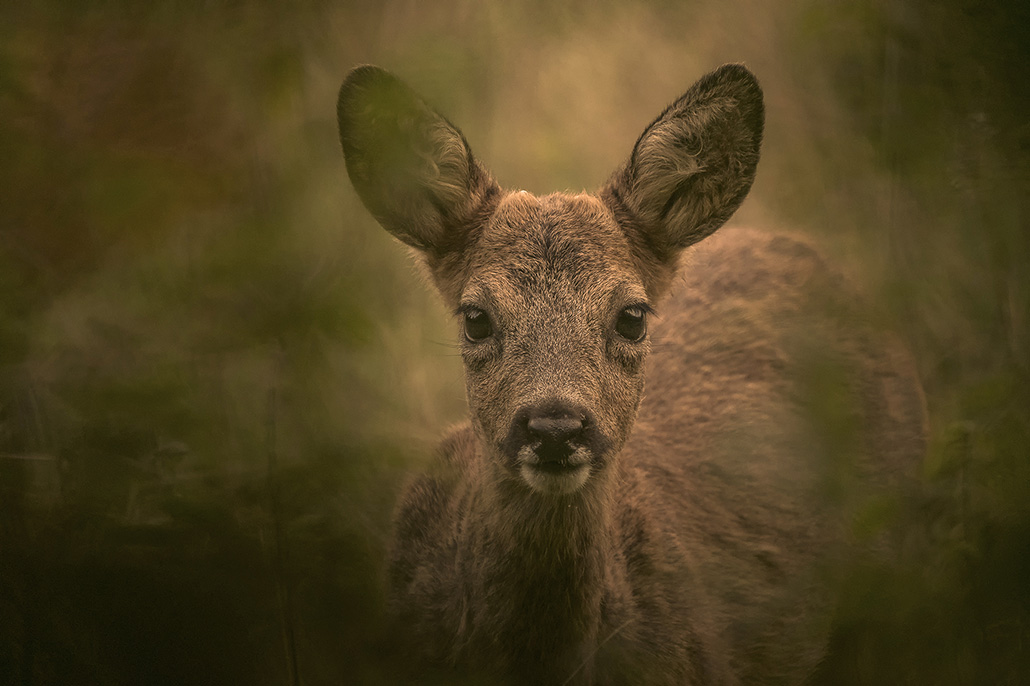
[502,400,607,466]
[524,402,587,446]
[527,414,585,443]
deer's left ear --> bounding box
[601,64,764,263]
[337,66,499,256]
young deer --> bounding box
[337,64,926,685]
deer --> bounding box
[336,63,927,685]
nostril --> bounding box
[505,401,602,467]
[527,415,585,443]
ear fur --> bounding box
[602,64,764,264]
[337,66,499,255]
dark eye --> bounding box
[463,307,493,342]
[615,306,647,342]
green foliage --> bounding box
[1,0,1027,683]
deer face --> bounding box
[457,191,650,494]
[337,63,763,495]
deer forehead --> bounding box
[461,191,646,320]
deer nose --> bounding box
[526,410,586,444]
[503,401,604,468]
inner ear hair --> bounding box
[603,63,764,262]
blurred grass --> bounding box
[1,0,1027,683]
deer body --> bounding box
[337,65,926,685]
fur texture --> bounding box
[337,64,926,685]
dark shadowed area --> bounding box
[1,1,1027,684]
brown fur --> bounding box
[337,64,926,685]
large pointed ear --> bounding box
[601,64,764,263]
[337,66,499,255]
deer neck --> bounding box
[459,462,623,680]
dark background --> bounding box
[1,1,1027,683]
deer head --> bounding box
[337,64,763,496]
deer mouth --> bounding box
[517,444,592,494]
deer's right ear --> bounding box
[337,66,498,254]
[601,64,764,266]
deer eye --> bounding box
[463,307,493,342]
[615,306,647,342]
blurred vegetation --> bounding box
[0,0,1026,683]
